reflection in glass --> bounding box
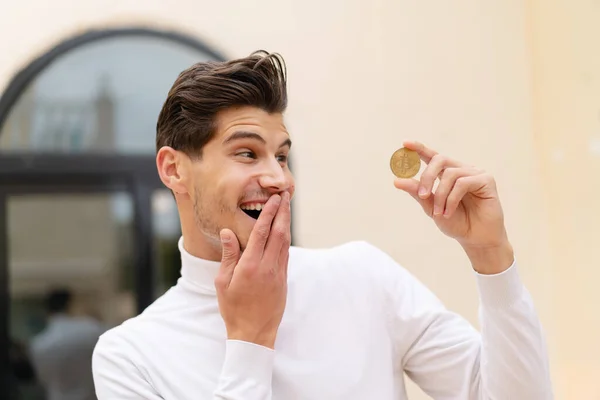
[0,35,216,154]
[8,192,136,400]
[152,189,182,296]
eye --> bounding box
[236,151,256,159]
[277,154,288,163]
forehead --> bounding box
[214,106,288,140]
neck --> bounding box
[183,232,222,261]
[178,195,232,261]
[180,221,222,263]
[177,236,222,295]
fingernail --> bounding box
[220,231,230,243]
[433,205,442,216]
[418,187,427,197]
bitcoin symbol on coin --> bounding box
[390,148,421,178]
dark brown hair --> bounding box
[156,50,287,157]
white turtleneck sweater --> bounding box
[92,239,553,399]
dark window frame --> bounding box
[0,27,226,399]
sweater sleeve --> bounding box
[92,332,274,399]
[213,340,275,398]
[361,242,553,399]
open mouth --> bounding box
[240,203,264,220]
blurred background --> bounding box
[0,1,597,399]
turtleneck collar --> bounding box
[178,236,221,294]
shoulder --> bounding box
[289,240,436,296]
[290,239,379,259]
[29,331,48,354]
[288,240,406,283]
[93,286,183,362]
[290,239,397,266]
[92,318,157,393]
[74,316,109,336]
[93,320,138,367]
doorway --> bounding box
[0,154,182,399]
[0,27,225,398]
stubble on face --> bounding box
[192,185,232,249]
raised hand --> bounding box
[215,192,291,349]
[393,141,514,274]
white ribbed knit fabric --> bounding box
[92,239,553,399]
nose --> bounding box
[258,158,289,192]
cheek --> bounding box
[216,173,252,205]
[287,173,296,197]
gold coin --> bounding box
[390,147,421,178]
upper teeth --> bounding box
[241,203,264,211]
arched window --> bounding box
[0,28,224,154]
[0,28,225,400]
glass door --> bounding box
[3,190,138,400]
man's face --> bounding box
[188,106,295,251]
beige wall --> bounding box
[528,0,600,397]
[0,0,597,398]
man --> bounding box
[92,51,553,399]
[30,288,106,400]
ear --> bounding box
[156,146,190,194]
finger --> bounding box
[417,154,446,199]
[278,193,291,274]
[402,140,438,164]
[280,248,290,281]
[443,175,487,218]
[243,194,281,260]
[432,167,478,217]
[264,191,291,271]
[215,228,241,289]
[394,178,434,217]
[402,140,436,163]
[403,140,464,169]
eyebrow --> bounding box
[223,131,292,149]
